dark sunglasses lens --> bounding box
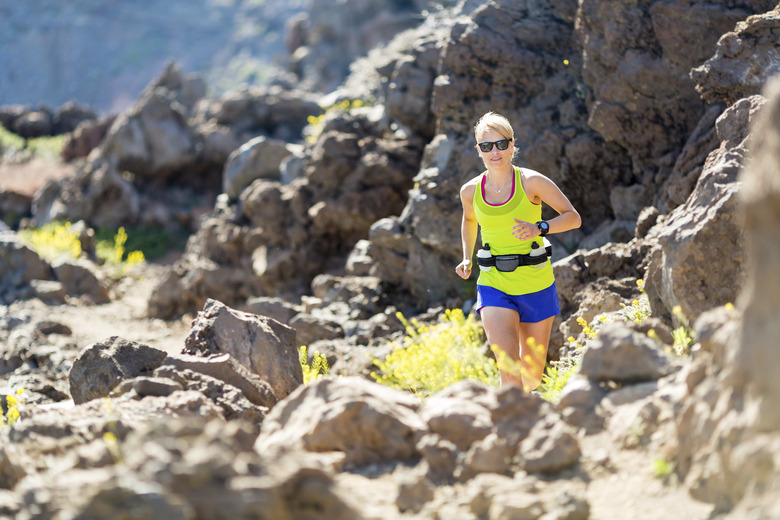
[478,139,511,152]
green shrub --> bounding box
[19,221,148,268]
[371,309,499,398]
[18,221,82,261]
[94,225,184,262]
[299,346,330,384]
[1,388,24,428]
[0,124,64,159]
[305,99,371,144]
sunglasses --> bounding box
[477,138,512,153]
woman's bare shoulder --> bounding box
[519,167,549,181]
[460,174,482,193]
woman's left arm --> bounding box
[512,171,581,239]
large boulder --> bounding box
[675,77,780,516]
[68,337,168,404]
[0,233,53,304]
[223,136,297,199]
[575,0,770,174]
[644,95,763,321]
[255,376,426,468]
[183,299,302,400]
[32,160,141,228]
[52,257,111,304]
[691,6,780,106]
[578,322,678,384]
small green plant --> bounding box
[620,281,651,323]
[653,456,678,484]
[538,336,585,403]
[670,305,695,357]
[96,226,145,266]
[102,397,122,463]
[95,225,185,262]
[18,221,82,261]
[371,309,499,398]
[19,222,150,277]
[299,346,331,384]
[305,99,370,144]
[653,457,674,478]
[537,278,650,402]
[1,388,24,428]
[0,124,65,159]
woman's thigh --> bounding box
[480,306,520,357]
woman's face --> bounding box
[476,127,514,169]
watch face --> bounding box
[540,221,549,232]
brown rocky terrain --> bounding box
[2,0,780,518]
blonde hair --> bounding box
[474,112,514,141]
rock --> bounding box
[460,432,513,479]
[255,376,425,469]
[67,476,195,520]
[29,280,67,305]
[283,0,422,93]
[657,104,724,213]
[52,257,111,304]
[692,7,780,105]
[645,96,763,322]
[0,233,53,304]
[579,322,678,384]
[0,190,31,228]
[345,239,373,276]
[192,84,322,142]
[68,336,168,404]
[32,160,141,229]
[610,184,650,222]
[288,313,343,348]
[0,443,26,489]
[416,434,459,482]
[51,100,97,135]
[419,381,493,451]
[576,0,764,173]
[223,136,293,199]
[518,415,581,474]
[395,468,435,513]
[160,352,277,409]
[147,217,265,320]
[239,179,295,245]
[13,109,52,139]
[739,75,780,422]
[241,296,301,325]
[605,392,660,449]
[61,116,114,161]
[557,375,607,432]
[183,299,302,400]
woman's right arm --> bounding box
[456,181,478,280]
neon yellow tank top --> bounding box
[473,166,555,295]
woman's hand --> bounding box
[512,219,540,241]
[456,259,472,279]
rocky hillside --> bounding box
[2,0,780,518]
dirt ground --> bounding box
[0,157,76,196]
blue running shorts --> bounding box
[475,282,560,323]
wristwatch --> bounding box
[537,220,549,236]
